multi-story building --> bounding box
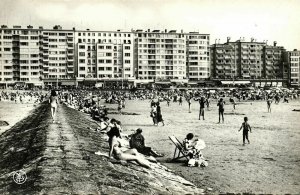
[74,30,136,87]
[0,25,212,88]
[42,25,75,86]
[211,38,287,86]
[0,25,43,87]
[135,29,210,83]
[285,49,300,87]
[136,29,186,82]
[186,32,210,81]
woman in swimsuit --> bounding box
[49,90,58,123]
[107,127,151,169]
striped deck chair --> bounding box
[169,136,189,162]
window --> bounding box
[106,46,112,49]
[125,53,130,57]
[125,46,130,50]
[79,52,85,56]
[98,45,104,49]
[79,45,85,49]
[98,59,104,63]
[125,60,130,64]
[98,67,104,71]
[106,60,112,63]
[106,53,112,56]
[79,67,85,71]
[79,59,85,63]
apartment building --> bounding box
[75,30,135,87]
[0,25,212,88]
[186,32,210,81]
[285,49,300,86]
[211,38,287,86]
[0,25,43,87]
[263,43,287,80]
[136,29,186,82]
[42,25,75,86]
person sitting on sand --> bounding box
[183,133,201,159]
[129,128,164,157]
[107,127,151,169]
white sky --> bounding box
[0,0,299,50]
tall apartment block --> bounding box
[0,25,213,88]
[0,25,43,87]
[211,38,287,86]
[285,49,300,87]
[42,25,75,86]
[136,30,186,82]
[75,30,135,87]
[136,30,210,83]
[186,32,210,81]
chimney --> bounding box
[251,37,254,42]
[273,41,277,46]
[148,29,150,32]
[181,29,183,33]
[227,37,231,43]
[165,29,167,33]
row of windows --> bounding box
[0,30,39,35]
[78,38,131,44]
[78,32,131,37]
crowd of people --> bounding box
[47,86,299,169]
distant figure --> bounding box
[206,97,210,111]
[187,97,192,113]
[179,96,183,106]
[49,90,58,123]
[199,97,205,120]
[156,102,165,126]
[267,98,272,113]
[283,96,289,103]
[166,97,170,107]
[217,98,225,123]
[238,117,252,145]
[229,97,236,110]
[150,103,157,125]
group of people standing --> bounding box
[150,100,165,126]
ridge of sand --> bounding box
[0,102,204,194]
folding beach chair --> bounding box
[168,136,189,162]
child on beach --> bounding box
[238,117,252,145]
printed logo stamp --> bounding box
[12,170,27,184]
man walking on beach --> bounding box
[199,97,205,120]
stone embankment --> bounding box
[0,102,205,194]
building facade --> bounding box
[42,25,75,86]
[0,25,43,87]
[211,38,287,86]
[285,49,300,87]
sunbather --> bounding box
[107,127,151,169]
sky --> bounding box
[0,0,299,50]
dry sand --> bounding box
[107,98,300,194]
[0,101,37,135]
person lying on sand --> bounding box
[107,126,153,169]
